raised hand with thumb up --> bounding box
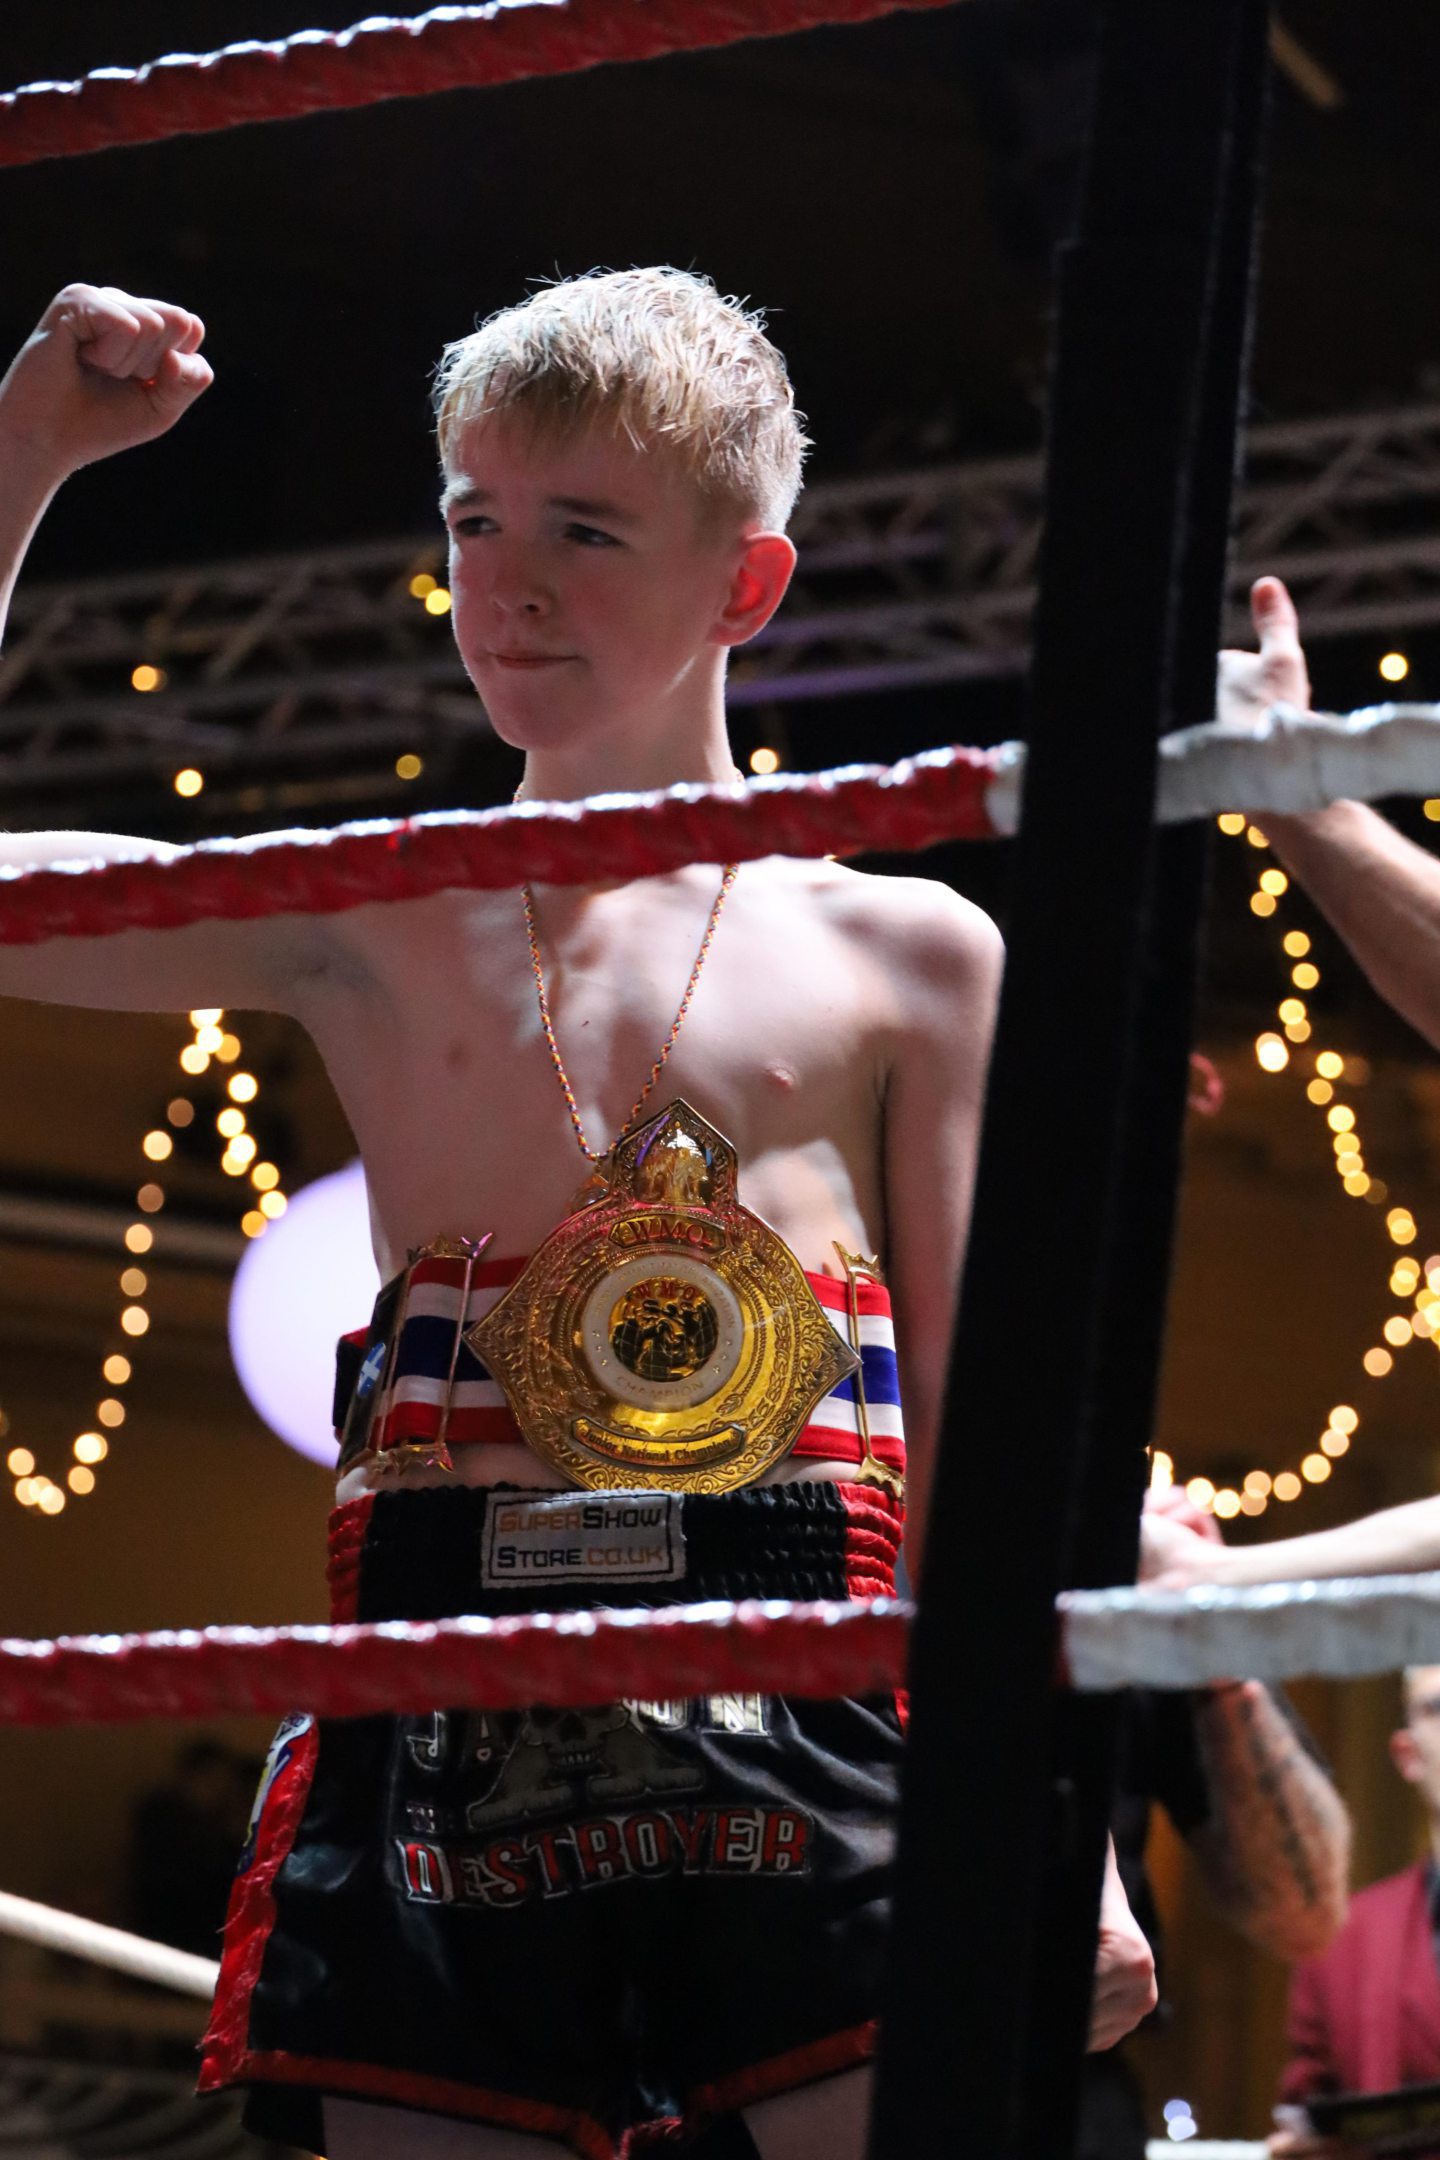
[1217,575,1313,734]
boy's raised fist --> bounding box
[0,283,212,477]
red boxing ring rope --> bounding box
[0,1599,908,1727]
[0,0,959,169]
[0,746,1000,946]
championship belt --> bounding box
[468,1099,860,1493]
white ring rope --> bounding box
[1062,1572,1440,1692]
[0,1887,218,2001]
[983,701,1440,836]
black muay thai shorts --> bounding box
[198,1479,905,2160]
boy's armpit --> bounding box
[0,830,332,1016]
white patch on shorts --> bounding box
[480,1490,686,1589]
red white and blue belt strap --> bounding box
[335,1250,904,1474]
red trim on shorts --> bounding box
[199,2027,876,2160]
[680,2019,878,2130]
[838,1484,902,1597]
[838,1483,907,1728]
[844,1525,902,1571]
[199,1715,320,2091]
[208,2048,617,2160]
[326,1494,376,1624]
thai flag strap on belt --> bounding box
[341,1251,905,1473]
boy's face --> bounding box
[441,414,770,758]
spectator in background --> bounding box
[129,1738,247,1957]
[1270,1666,1440,2160]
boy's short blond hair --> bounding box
[433,267,809,532]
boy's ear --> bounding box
[712,532,797,649]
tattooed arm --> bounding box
[1186,1680,1350,1962]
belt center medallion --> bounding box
[468,1100,859,1493]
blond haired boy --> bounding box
[0,273,1146,2158]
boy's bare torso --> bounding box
[293,853,927,1499]
[317,859,887,1271]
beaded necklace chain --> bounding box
[522,863,739,1163]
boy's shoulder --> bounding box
[764,855,1001,978]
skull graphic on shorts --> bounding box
[465,1702,704,1831]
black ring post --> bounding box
[867,5,1271,2157]
[1023,19,1272,2146]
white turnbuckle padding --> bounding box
[983,702,1440,836]
[1062,1572,1440,1691]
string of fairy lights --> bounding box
[1152,816,1371,1518]
[1161,651,1440,1523]
[5,1008,288,1518]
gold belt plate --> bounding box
[468,1099,859,1493]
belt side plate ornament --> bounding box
[468,1100,859,1493]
